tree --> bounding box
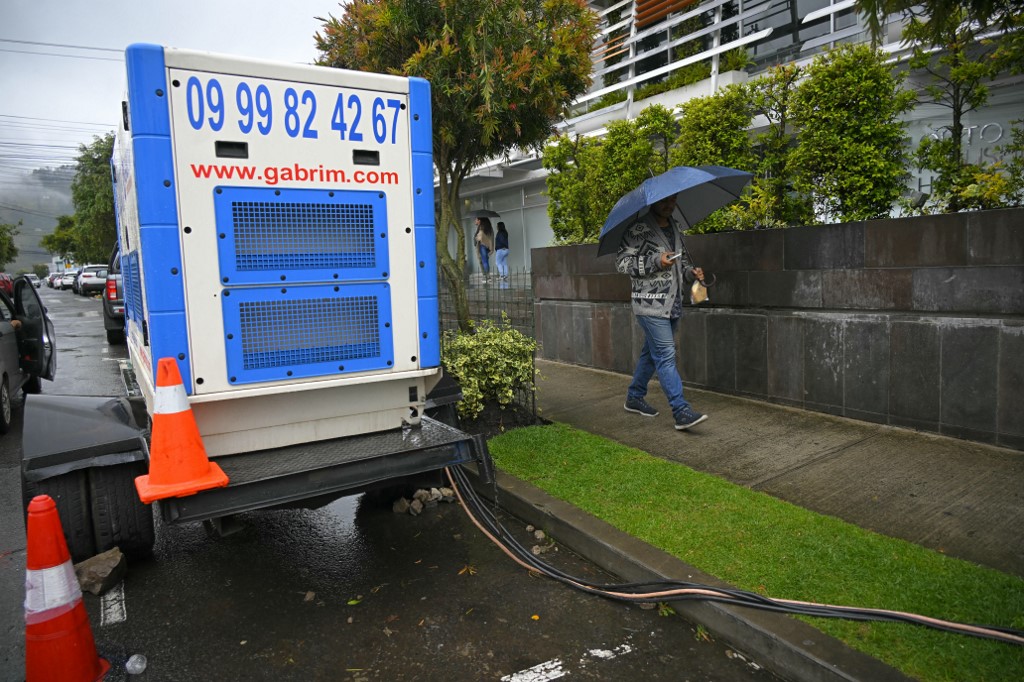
[315,0,599,331]
[856,0,1024,45]
[0,221,20,269]
[670,84,753,170]
[70,133,116,263]
[669,84,755,233]
[41,215,79,263]
[542,133,606,243]
[746,64,813,228]
[904,8,1017,211]
[543,105,676,244]
[791,44,915,222]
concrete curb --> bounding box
[468,468,913,682]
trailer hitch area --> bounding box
[472,434,496,485]
[203,515,248,538]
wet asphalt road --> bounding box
[0,286,781,681]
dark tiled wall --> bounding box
[532,208,1024,450]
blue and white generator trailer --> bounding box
[21,45,489,562]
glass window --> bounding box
[489,187,525,213]
[524,180,548,208]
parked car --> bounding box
[0,276,57,433]
[59,271,77,290]
[102,245,124,345]
[0,273,12,297]
[77,265,107,296]
[26,274,41,288]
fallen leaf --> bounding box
[347,598,362,606]
[531,614,540,621]
[458,564,478,576]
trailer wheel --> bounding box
[89,462,155,560]
[22,470,97,563]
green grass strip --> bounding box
[488,422,1024,682]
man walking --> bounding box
[616,193,708,431]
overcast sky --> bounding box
[0,0,341,178]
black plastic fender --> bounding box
[22,394,147,483]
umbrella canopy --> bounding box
[597,165,753,257]
[466,209,501,219]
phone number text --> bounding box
[180,76,406,144]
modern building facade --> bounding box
[455,0,1024,275]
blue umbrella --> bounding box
[597,165,753,256]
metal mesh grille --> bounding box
[126,250,143,322]
[238,296,380,370]
[231,201,376,271]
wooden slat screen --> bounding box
[635,0,701,28]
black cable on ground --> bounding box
[445,466,1024,646]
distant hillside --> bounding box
[0,166,74,273]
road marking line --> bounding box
[503,639,635,681]
[501,659,565,682]
[583,643,634,661]
[100,582,126,626]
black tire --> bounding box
[106,329,125,345]
[22,470,97,563]
[23,373,41,395]
[0,377,11,435]
[89,462,155,560]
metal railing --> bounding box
[438,268,538,421]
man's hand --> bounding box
[659,252,679,269]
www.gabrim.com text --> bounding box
[189,163,400,186]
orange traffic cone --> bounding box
[25,494,111,682]
[135,357,228,503]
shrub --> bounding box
[441,316,537,419]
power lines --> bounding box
[0,37,124,63]
[0,38,122,53]
[0,113,114,178]
[0,201,64,220]
[0,37,122,173]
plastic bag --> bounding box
[690,280,709,305]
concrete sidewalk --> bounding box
[533,358,1024,579]
[483,359,1024,679]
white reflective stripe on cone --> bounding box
[153,383,190,415]
[24,562,81,614]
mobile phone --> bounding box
[666,252,682,261]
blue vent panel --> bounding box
[222,283,394,384]
[125,250,143,324]
[214,187,389,285]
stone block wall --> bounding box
[532,208,1024,450]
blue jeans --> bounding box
[495,248,509,277]
[478,245,490,275]
[627,315,690,416]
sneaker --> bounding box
[674,406,708,430]
[624,397,659,417]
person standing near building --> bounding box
[494,221,510,282]
[616,193,708,431]
[474,217,494,282]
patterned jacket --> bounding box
[615,212,697,318]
